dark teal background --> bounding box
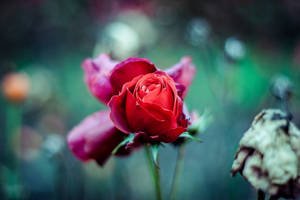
[1,0,300,199]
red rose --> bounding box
[109,70,188,143]
[67,54,196,165]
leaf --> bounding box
[180,132,202,143]
[151,143,160,166]
[112,134,134,154]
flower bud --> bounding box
[231,109,300,199]
[1,72,30,103]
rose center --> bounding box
[138,79,161,98]
[134,74,174,111]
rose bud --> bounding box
[108,57,189,143]
[231,109,300,199]
[1,72,30,103]
[67,110,129,166]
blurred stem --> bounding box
[5,104,22,169]
[4,103,23,199]
[144,145,162,200]
[257,190,265,200]
[170,144,185,200]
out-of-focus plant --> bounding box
[1,72,31,199]
[185,18,211,47]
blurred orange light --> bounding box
[1,72,30,103]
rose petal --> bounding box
[175,83,186,100]
[108,76,143,133]
[139,73,175,111]
[140,101,188,143]
[67,110,127,166]
[82,54,118,104]
[143,87,173,110]
[173,98,189,128]
[125,91,173,135]
[110,57,157,93]
[147,95,188,143]
[139,101,174,124]
[165,56,196,98]
[108,94,132,134]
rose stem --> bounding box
[257,190,265,200]
[170,143,186,200]
[144,145,162,200]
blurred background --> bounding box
[1,0,300,199]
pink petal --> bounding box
[165,56,196,98]
[82,54,119,104]
[110,57,157,93]
[67,110,127,166]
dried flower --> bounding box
[231,109,300,199]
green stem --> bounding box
[170,144,185,200]
[144,145,162,200]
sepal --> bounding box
[179,132,202,143]
[112,134,135,154]
[151,143,160,167]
